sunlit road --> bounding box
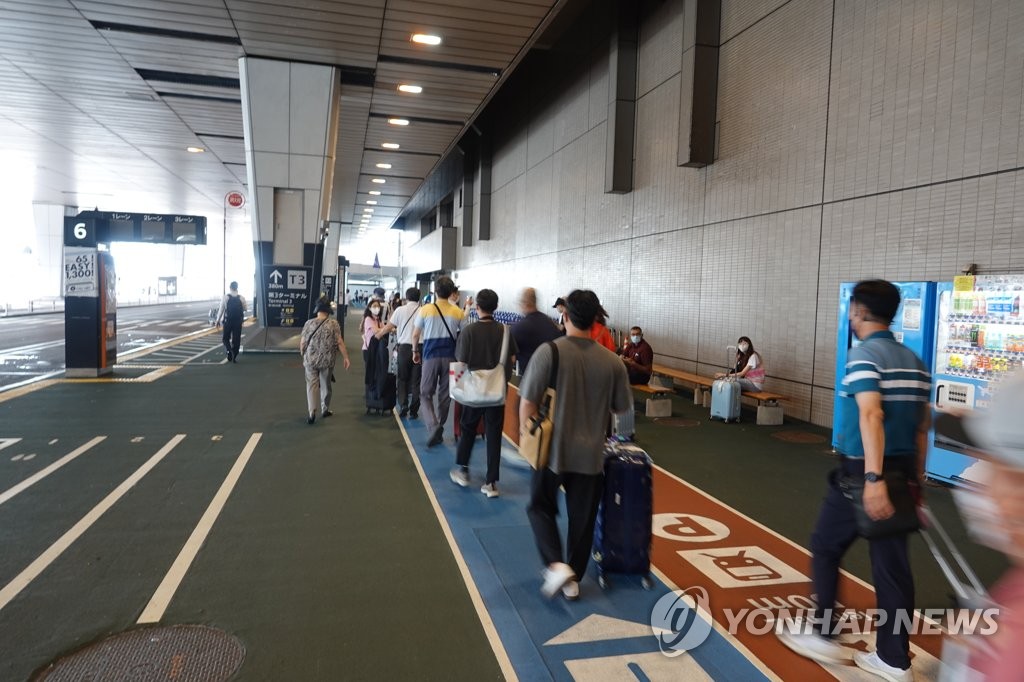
[0,301,220,388]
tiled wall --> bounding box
[448,0,1024,427]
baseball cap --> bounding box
[934,370,1024,468]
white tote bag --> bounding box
[449,325,509,407]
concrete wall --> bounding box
[451,0,1024,426]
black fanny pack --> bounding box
[834,466,921,539]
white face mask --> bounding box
[738,342,750,353]
[630,335,641,345]
[370,307,381,315]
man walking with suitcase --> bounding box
[520,289,632,600]
[778,280,930,681]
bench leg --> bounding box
[756,400,783,426]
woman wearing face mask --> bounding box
[715,336,765,391]
[361,302,388,365]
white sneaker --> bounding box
[480,482,499,498]
[540,562,575,599]
[777,630,854,664]
[561,580,580,601]
[853,651,913,681]
[449,467,469,487]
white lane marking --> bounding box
[181,343,226,365]
[48,439,58,445]
[394,417,518,681]
[211,435,223,441]
[0,437,107,507]
[0,434,186,612]
[23,454,35,461]
[11,455,23,461]
[131,437,144,443]
[0,438,22,452]
[137,432,262,624]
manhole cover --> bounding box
[35,625,244,682]
[653,418,701,428]
[772,431,827,444]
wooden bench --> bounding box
[650,363,788,424]
[631,383,672,395]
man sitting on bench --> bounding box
[618,326,654,385]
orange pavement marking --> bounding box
[650,467,943,679]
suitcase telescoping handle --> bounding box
[918,506,992,610]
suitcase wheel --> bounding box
[641,575,654,590]
[597,574,609,590]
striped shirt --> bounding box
[414,300,465,360]
[836,330,931,458]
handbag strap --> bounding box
[498,323,510,367]
[434,302,457,344]
[398,303,419,340]
[545,340,559,390]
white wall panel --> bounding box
[637,0,683,98]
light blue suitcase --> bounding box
[710,377,741,422]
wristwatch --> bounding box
[864,471,883,483]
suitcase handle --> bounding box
[918,506,992,610]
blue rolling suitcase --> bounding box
[592,442,654,590]
[710,377,741,422]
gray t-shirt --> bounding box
[519,336,632,475]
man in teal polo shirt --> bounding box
[779,280,931,681]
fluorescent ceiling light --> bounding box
[186,146,205,153]
[371,178,386,184]
[382,142,400,150]
[397,84,422,94]
[369,190,382,195]
[366,200,377,205]
[411,34,442,46]
[364,208,374,212]
[388,118,410,126]
[375,163,392,169]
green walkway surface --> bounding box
[0,326,1009,681]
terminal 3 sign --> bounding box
[64,210,208,247]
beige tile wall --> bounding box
[448,0,1024,427]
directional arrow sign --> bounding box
[270,270,283,284]
[0,438,22,453]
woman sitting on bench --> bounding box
[715,336,765,392]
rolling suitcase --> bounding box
[611,408,636,441]
[710,377,741,422]
[592,441,654,590]
[365,335,397,415]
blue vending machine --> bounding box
[926,275,1024,486]
[832,281,937,451]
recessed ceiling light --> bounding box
[369,190,382,195]
[382,142,400,150]
[364,208,374,212]
[397,84,422,94]
[366,200,377,205]
[372,178,386,184]
[186,146,205,153]
[388,118,410,126]
[411,33,442,46]
[375,163,392,169]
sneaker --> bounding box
[322,409,333,418]
[853,651,912,681]
[427,426,444,447]
[399,407,409,418]
[540,562,575,599]
[409,410,419,419]
[450,467,469,487]
[777,630,853,664]
[561,580,580,601]
[307,413,315,425]
[480,482,499,498]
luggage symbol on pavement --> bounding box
[653,513,730,543]
[678,545,810,589]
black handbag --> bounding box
[836,469,921,539]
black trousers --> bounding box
[810,457,916,670]
[455,404,504,484]
[396,343,421,414]
[527,465,604,581]
[222,318,241,358]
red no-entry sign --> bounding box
[225,192,245,208]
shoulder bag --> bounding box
[518,341,559,470]
[449,324,509,407]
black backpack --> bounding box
[226,295,243,320]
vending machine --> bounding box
[832,281,937,451]
[926,274,1024,486]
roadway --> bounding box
[0,302,222,389]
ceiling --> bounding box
[0,0,564,251]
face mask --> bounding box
[738,343,749,353]
[630,335,641,345]
[370,307,381,315]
